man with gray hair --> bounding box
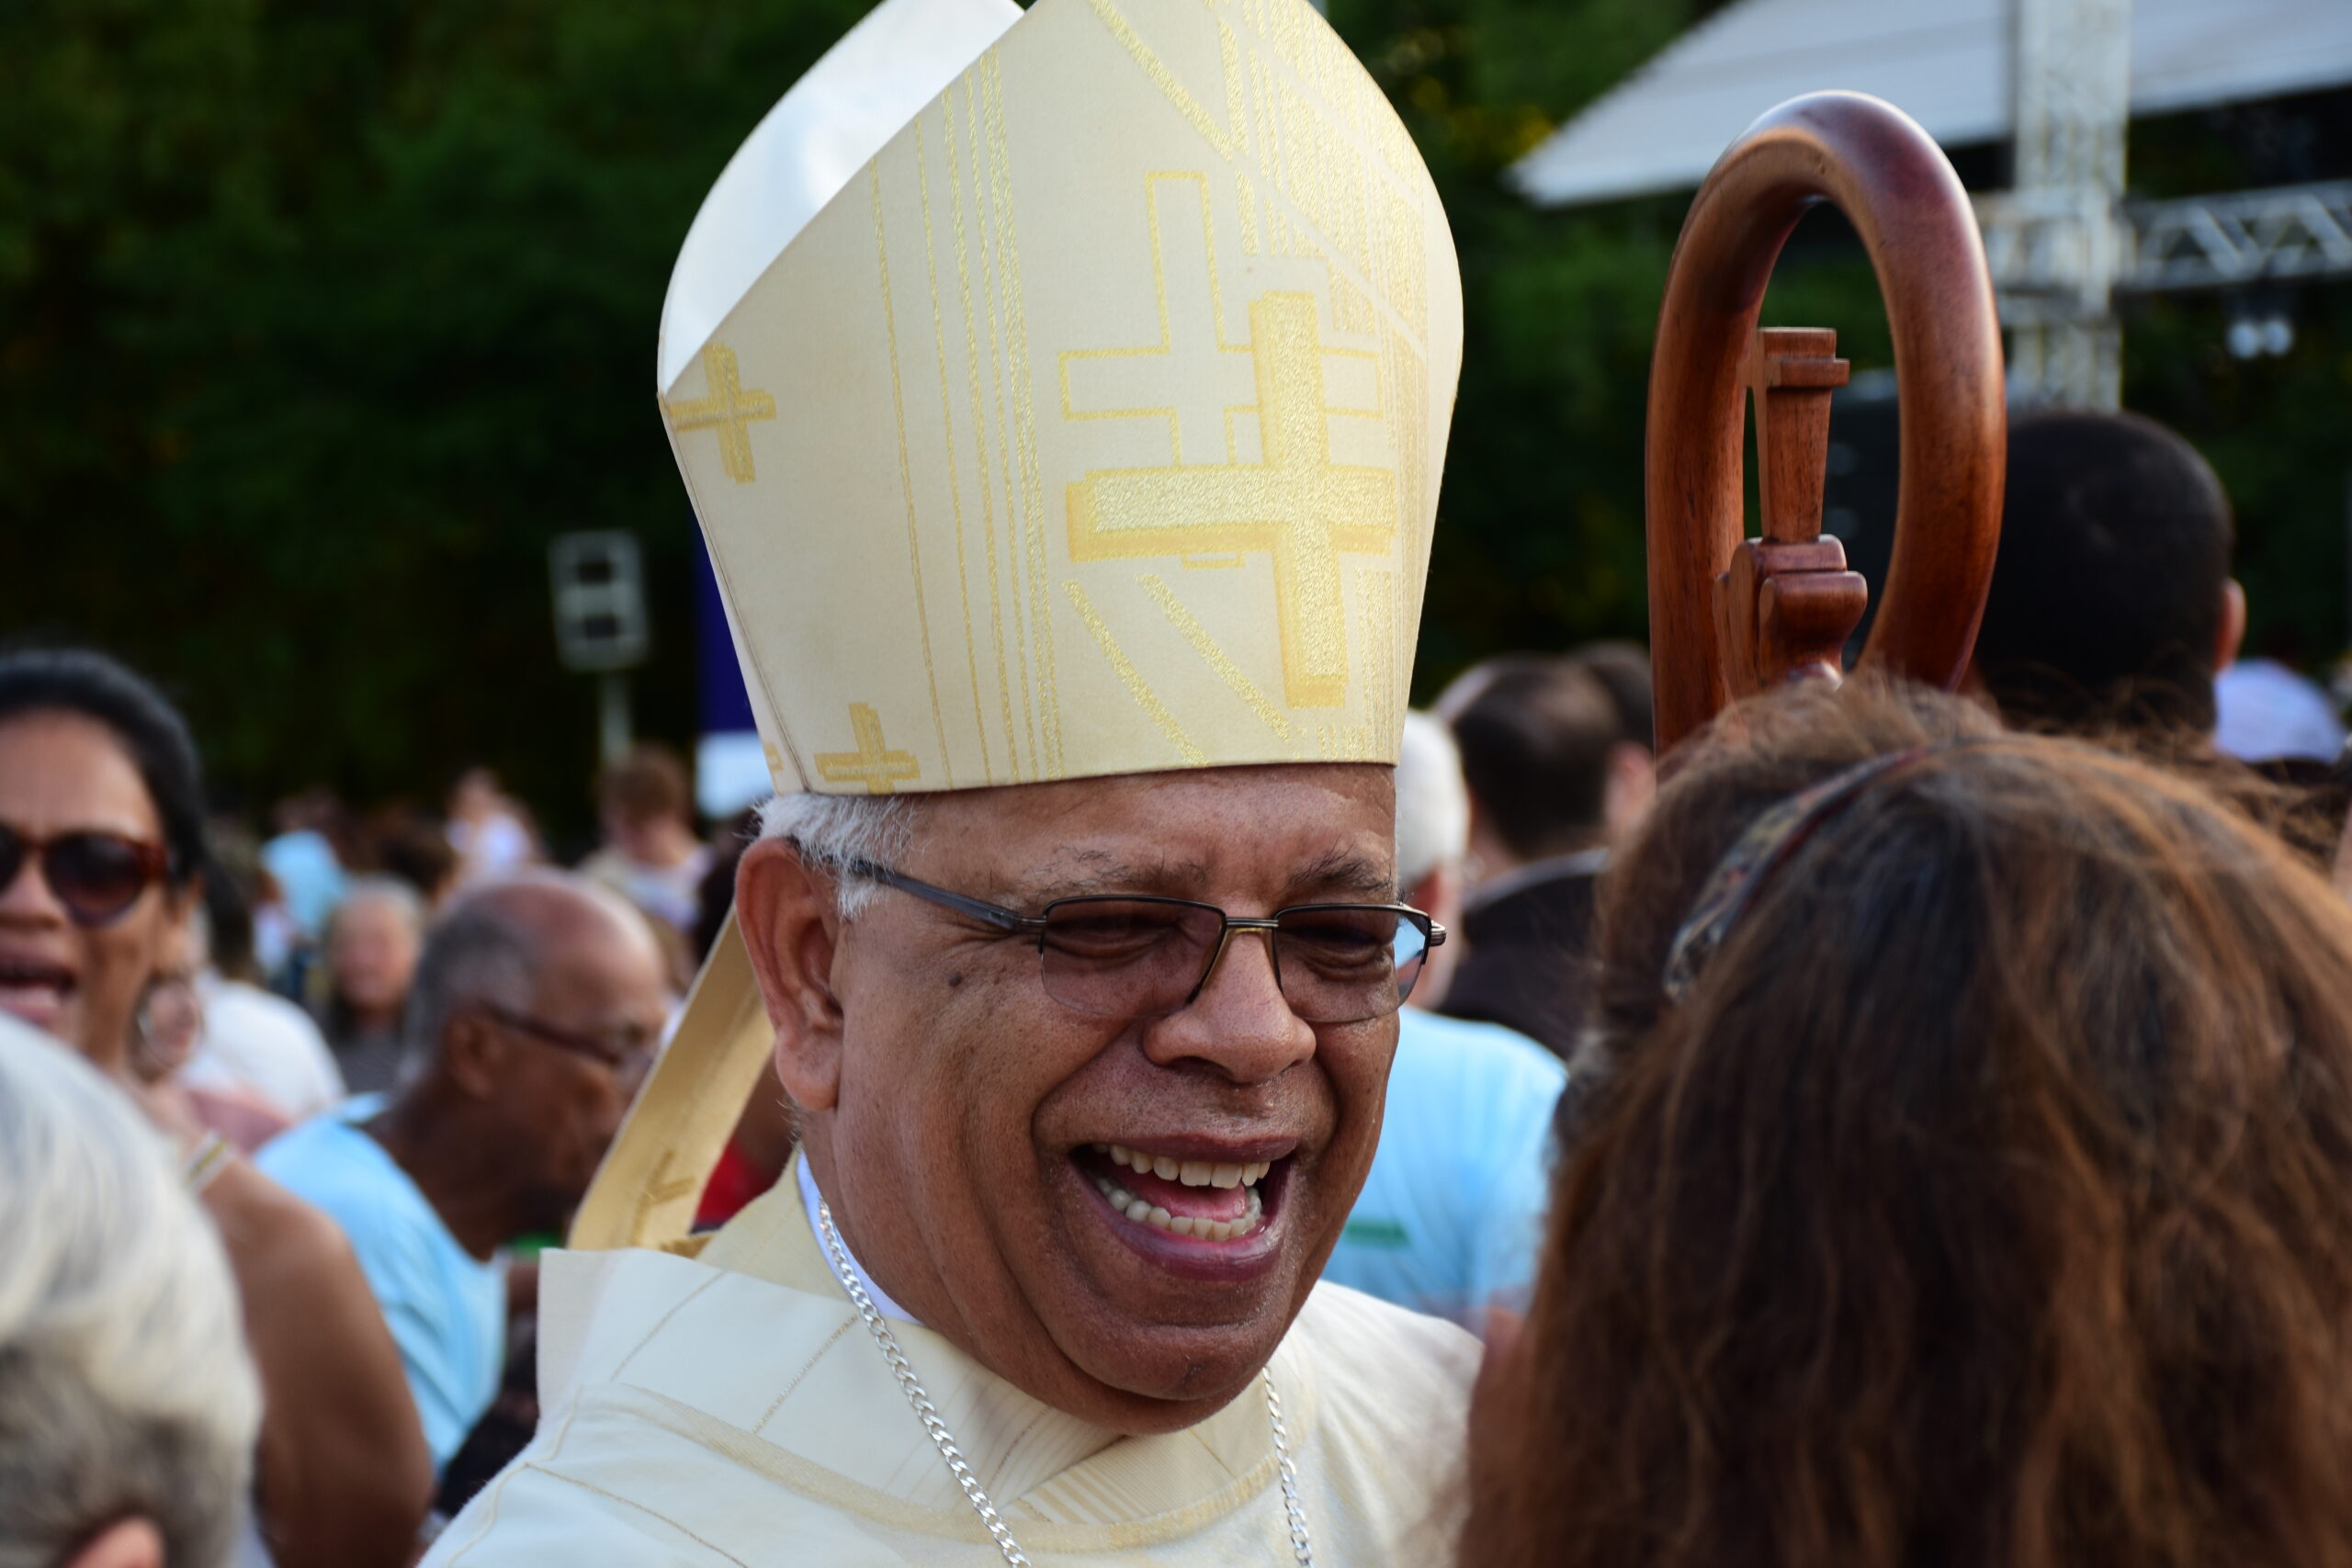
[1317,714,1567,1325]
[0,1013,260,1568]
[259,874,670,1478]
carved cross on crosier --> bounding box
[1713,327,1867,699]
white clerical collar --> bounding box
[797,1156,920,1325]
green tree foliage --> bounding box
[1323,0,1701,688]
[0,0,866,836]
[5,0,2346,832]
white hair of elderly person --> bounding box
[1394,711,1474,1006]
[0,1014,261,1568]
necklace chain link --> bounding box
[815,1198,1313,1566]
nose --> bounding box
[0,846,67,928]
[1140,926,1317,1085]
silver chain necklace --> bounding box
[816,1199,1314,1567]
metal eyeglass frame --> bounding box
[839,856,1445,1022]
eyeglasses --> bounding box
[0,825,172,928]
[475,1002,657,1085]
[842,858,1445,1025]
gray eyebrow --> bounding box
[1010,851,1210,903]
[1285,847,1397,902]
[1006,845,1395,906]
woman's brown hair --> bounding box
[1467,677,2352,1568]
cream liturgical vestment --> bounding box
[426,1166,1477,1564]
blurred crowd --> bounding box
[12,403,2352,1567]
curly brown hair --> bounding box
[1465,677,2352,1568]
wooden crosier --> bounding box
[1645,92,2007,753]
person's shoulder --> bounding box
[257,1108,427,1244]
[204,981,342,1089]
[254,1104,363,1179]
[1294,1277,1480,1397]
[1287,1281,1479,1486]
[576,846,627,879]
[210,976,328,1041]
[1395,1009,1569,1094]
[208,1157,371,1295]
[420,1360,886,1566]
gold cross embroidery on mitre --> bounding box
[814,705,921,794]
[662,343,776,484]
[1067,290,1396,709]
[1060,175,1258,468]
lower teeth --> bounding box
[1091,1174,1264,1241]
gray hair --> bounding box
[0,1018,259,1568]
[331,873,427,936]
[756,792,919,917]
[1395,710,1471,891]
[404,891,539,1055]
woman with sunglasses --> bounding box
[0,647,431,1567]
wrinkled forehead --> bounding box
[915,762,1398,902]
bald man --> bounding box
[259,874,672,1475]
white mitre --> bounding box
[579,0,1464,1256]
[664,0,1461,796]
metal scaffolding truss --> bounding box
[1974,188,2125,323]
[1980,180,2352,303]
[2122,182,2352,291]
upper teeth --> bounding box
[1096,1143,1271,1188]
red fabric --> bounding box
[695,1139,784,1229]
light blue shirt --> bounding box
[257,1097,504,1473]
[258,829,346,940]
[1320,1009,1568,1325]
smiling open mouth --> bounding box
[1081,1143,1277,1243]
[0,957,76,1022]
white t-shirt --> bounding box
[183,972,346,1121]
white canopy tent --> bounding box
[1510,0,2352,209]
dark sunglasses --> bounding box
[0,826,172,928]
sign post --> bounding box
[548,531,650,767]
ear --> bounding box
[155,880,203,966]
[736,838,848,1113]
[1460,794,1503,881]
[2215,578,2247,673]
[165,870,203,928]
[66,1518,164,1568]
[438,1008,507,1100]
[1601,742,1657,840]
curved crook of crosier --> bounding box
[1644,91,2007,754]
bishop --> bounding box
[424,0,1475,1558]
